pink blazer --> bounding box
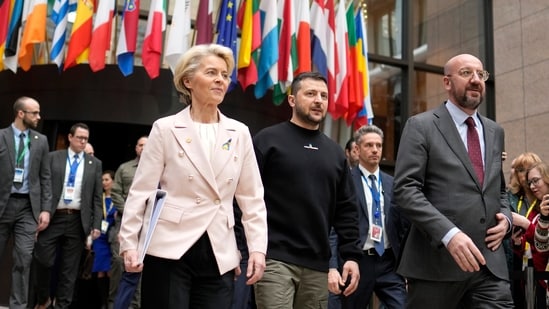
[119,107,268,274]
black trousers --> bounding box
[141,233,234,309]
[34,212,85,309]
[341,249,406,309]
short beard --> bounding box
[23,117,37,129]
[295,105,324,127]
[453,88,483,111]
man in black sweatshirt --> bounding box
[253,72,362,309]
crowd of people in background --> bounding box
[3,45,549,309]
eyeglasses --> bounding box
[73,136,89,142]
[22,110,40,116]
[446,68,490,82]
[528,177,543,187]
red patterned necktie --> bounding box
[465,117,484,186]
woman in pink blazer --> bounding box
[118,44,268,309]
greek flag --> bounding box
[50,0,69,69]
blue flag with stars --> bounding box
[216,0,238,91]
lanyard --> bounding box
[15,135,29,166]
[360,172,382,221]
[517,196,537,218]
[361,173,382,203]
[102,193,114,219]
[67,155,81,187]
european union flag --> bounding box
[216,0,238,91]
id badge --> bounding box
[370,224,383,242]
[101,220,109,234]
[14,168,24,183]
[64,186,75,201]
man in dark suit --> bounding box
[34,123,102,309]
[393,54,514,308]
[0,97,51,309]
[329,125,406,309]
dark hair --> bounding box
[290,72,327,96]
[69,123,89,135]
[102,170,115,179]
[345,138,356,151]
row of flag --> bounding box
[0,0,374,127]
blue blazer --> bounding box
[330,167,406,268]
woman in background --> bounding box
[513,161,549,309]
[92,170,117,309]
[508,152,542,308]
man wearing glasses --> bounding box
[0,96,51,309]
[33,123,103,309]
[394,54,514,308]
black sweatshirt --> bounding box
[253,121,362,272]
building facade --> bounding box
[493,0,549,172]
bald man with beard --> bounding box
[393,54,513,308]
[0,97,51,309]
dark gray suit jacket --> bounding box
[393,103,511,281]
[47,149,103,234]
[0,126,51,221]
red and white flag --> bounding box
[332,0,349,119]
[142,0,166,79]
[89,0,115,72]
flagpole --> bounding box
[191,26,196,46]
[43,18,51,65]
[111,0,121,65]
[160,0,170,63]
[213,0,222,40]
